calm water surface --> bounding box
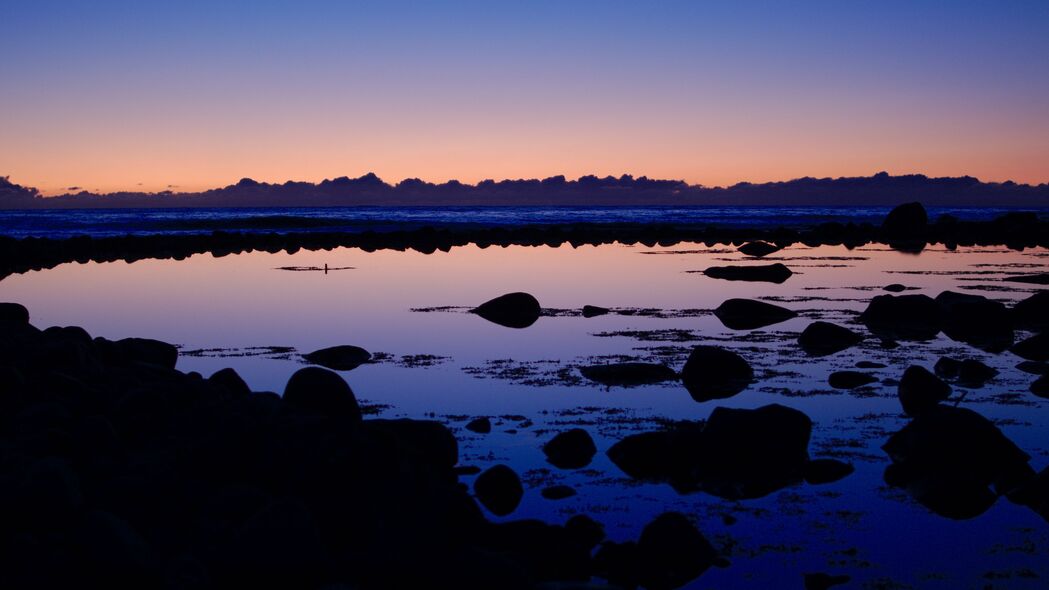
[2,241,1047,588]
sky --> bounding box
[2,0,1048,195]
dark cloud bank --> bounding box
[2,172,1048,209]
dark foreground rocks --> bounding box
[713,298,797,330]
[0,304,718,589]
[860,294,941,341]
[681,346,754,402]
[302,345,372,371]
[471,292,542,329]
[607,404,851,499]
[594,512,723,590]
[543,428,598,469]
[897,366,951,417]
[703,263,792,284]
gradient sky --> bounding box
[2,0,1048,195]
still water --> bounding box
[2,241,1047,588]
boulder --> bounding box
[365,419,459,468]
[208,367,251,398]
[543,428,597,469]
[116,338,179,369]
[681,346,753,402]
[703,263,792,284]
[827,371,877,389]
[935,291,1013,352]
[579,362,677,387]
[933,357,997,387]
[1031,375,1049,399]
[805,573,851,590]
[540,485,577,500]
[882,405,1034,519]
[474,464,523,516]
[803,459,854,485]
[1017,360,1049,375]
[737,241,781,257]
[471,292,542,329]
[1012,291,1049,331]
[282,367,362,422]
[581,305,610,318]
[859,294,941,341]
[1011,332,1049,361]
[465,417,492,434]
[881,202,927,236]
[713,298,797,330]
[898,366,951,417]
[301,345,372,371]
[883,284,907,293]
[0,302,30,324]
[636,512,719,590]
[798,321,863,356]
[855,361,887,369]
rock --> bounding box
[0,302,29,324]
[1003,272,1049,285]
[565,514,605,551]
[1031,375,1049,399]
[798,321,863,356]
[606,422,707,482]
[471,292,542,329]
[935,291,1013,352]
[855,361,887,369]
[19,457,84,527]
[365,419,459,468]
[881,202,927,236]
[74,510,157,586]
[957,359,998,387]
[933,357,962,379]
[1017,360,1049,375]
[803,459,854,484]
[1012,291,1049,331]
[883,405,1034,519]
[221,500,328,588]
[804,572,851,590]
[116,338,179,369]
[283,367,362,422]
[681,346,753,402]
[465,417,492,434]
[1011,332,1049,361]
[898,366,951,417]
[827,371,877,389]
[540,485,577,500]
[703,263,792,284]
[883,284,907,293]
[579,362,677,387]
[474,465,523,516]
[543,429,597,469]
[737,241,781,257]
[302,345,371,371]
[1009,466,1049,523]
[860,294,941,341]
[581,305,610,318]
[635,512,719,590]
[713,298,797,330]
[208,367,251,398]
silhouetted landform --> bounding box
[4,171,1049,209]
[0,303,731,589]
[2,202,1049,281]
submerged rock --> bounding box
[1011,332,1049,362]
[283,367,362,422]
[737,241,781,257]
[543,428,597,469]
[935,291,1013,352]
[681,346,753,402]
[702,263,792,284]
[579,362,677,387]
[897,366,951,417]
[302,345,372,371]
[883,405,1034,519]
[471,292,542,329]
[581,305,610,318]
[474,464,524,516]
[798,321,863,356]
[827,371,877,389]
[713,298,797,330]
[860,294,941,341]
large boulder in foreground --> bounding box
[681,346,753,402]
[542,428,597,469]
[1012,291,1049,332]
[302,345,371,371]
[579,362,677,387]
[714,298,797,330]
[0,302,29,324]
[935,291,1013,352]
[883,405,1034,519]
[115,337,179,369]
[474,464,524,516]
[798,321,863,356]
[283,367,362,422]
[702,263,792,284]
[1011,332,1049,362]
[471,292,542,329]
[898,365,951,417]
[595,512,721,590]
[860,294,941,341]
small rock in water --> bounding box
[798,321,863,356]
[714,298,797,330]
[1017,360,1049,375]
[898,366,951,417]
[681,346,754,401]
[543,428,597,469]
[540,485,577,500]
[470,292,542,328]
[737,241,781,257]
[579,362,677,387]
[302,345,372,371]
[703,263,792,284]
[860,294,941,341]
[465,416,492,434]
[855,361,887,369]
[883,284,907,293]
[828,371,877,389]
[804,572,852,590]
[474,464,523,516]
[581,305,610,318]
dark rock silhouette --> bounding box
[883,405,1035,519]
[581,305,610,318]
[607,404,824,499]
[935,291,1013,352]
[798,321,863,356]
[883,283,907,292]
[737,241,781,257]
[301,345,372,371]
[803,459,855,485]
[465,416,492,434]
[471,292,541,329]
[1011,332,1049,361]
[594,512,720,590]
[855,360,887,368]
[542,429,597,469]
[933,357,997,387]
[474,464,523,516]
[0,301,29,324]
[703,263,792,284]
[115,337,179,369]
[1012,291,1049,331]
[860,294,941,341]
[827,371,877,389]
[1010,467,1049,523]
[283,367,362,422]
[208,367,251,398]
[681,346,754,401]
[881,202,928,236]
[540,485,576,500]
[1017,360,1049,375]
[713,298,797,330]
[898,366,951,417]
[804,572,852,590]
[579,362,677,387]
[1031,375,1049,398]
[1004,272,1049,285]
